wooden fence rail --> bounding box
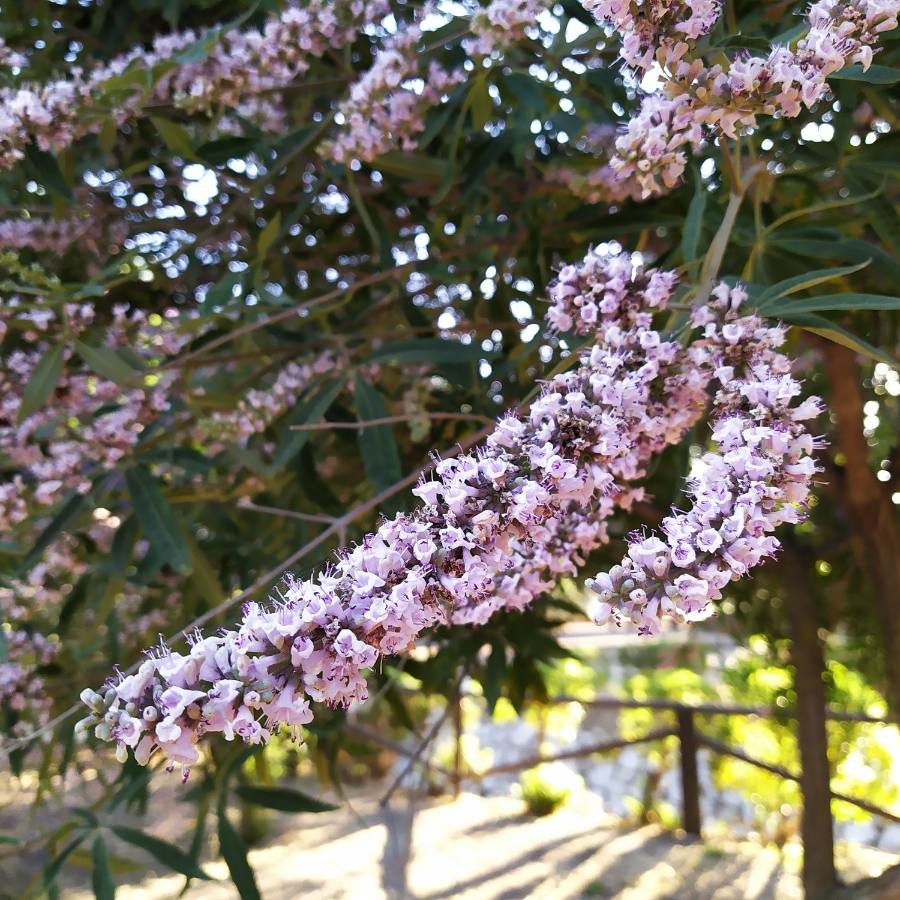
[349,693,899,898]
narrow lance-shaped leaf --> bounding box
[234,785,338,813]
[829,63,900,84]
[483,641,508,715]
[21,490,89,572]
[255,211,282,262]
[75,341,143,386]
[43,832,88,893]
[151,117,197,159]
[271,376,347,471]
[18,343,64,423]
[779,311,898,367]
[91,835,116,900]
[765,293,900,316]
[755,261,871,307]
[681,168,707,262]
[110,826,211,880]
[125,466,193,574]
[366,338,487,365]
[354,376,403,510]
[217,811,262,900]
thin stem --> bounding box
[694,161,763,307]
[289,412,493,431]
[236,501,337,525]
[378,664,468,807]
[2,422,495,752]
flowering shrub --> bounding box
[0,0,898,894]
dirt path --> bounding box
[63,791,898,899]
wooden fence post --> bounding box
[452,687,463,798]
[676,706,702,837]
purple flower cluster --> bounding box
[589,283,823,634]
[581,0,900,198]
[0,303,191,530]
[78,247,722,774]
[197,352,339,447]
[0,1,389,168]
[464,0,552,58]
[327,4,465,164]
[585,0,722,71]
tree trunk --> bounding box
[819,341,900,723]
[783,543,836,900]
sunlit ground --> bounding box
[58,790,897,900]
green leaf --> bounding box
[188,536,225,605]
[201,272,243,312]
[373,152,451,183]
[197,137,261,165]
[271,377,347,471]
[174,6,257,64]
[21,491,88,571]
[681,169,707,262]
[109,515,140,576]
[775,236,900,281]
[234,785,337,814]
[354,376,403,509]
[830,64,900,84]
[469,74,492,131]
[366,339,486,365]
[755,261,872,307]
[780,312,898,366]
[43,832,88,891]
[483,642,507,715]
[151,117,197,159]
[24,145,72,200]
[18,343,64,423]
[110,826,210,880]
[125,466,193,574]
[766,293,900,316]
[75,341,142,386]
[217,812,261,900]
[91,835,116,900]
[255,211,282,262]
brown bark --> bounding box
[819,341,900,723]
[783,543,836,900]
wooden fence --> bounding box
[348,692,900,897]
